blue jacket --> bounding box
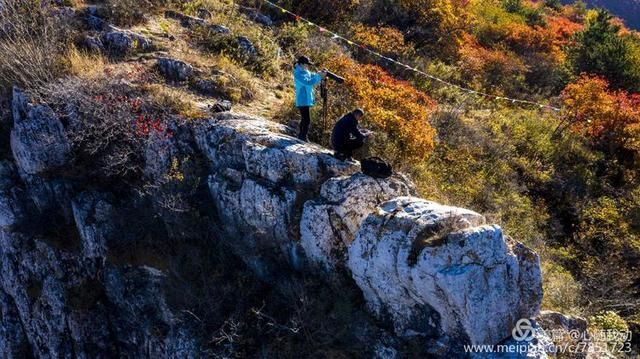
[293,64,322,108]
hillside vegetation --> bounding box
[561,0,640,30]
[0,0,638,356]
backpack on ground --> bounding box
[361,157,393,179]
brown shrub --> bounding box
[35,66,174,186]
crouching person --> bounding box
[331,108,367,161]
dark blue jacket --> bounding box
[331,113,365,150]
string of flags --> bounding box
[258,0,562,112]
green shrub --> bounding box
[276,22,311,55]
[589,311,630,351]
[567,9,640,92]
[541,261,583,314]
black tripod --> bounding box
[317,69,344,139]
[320,78,329,137]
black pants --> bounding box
[334,137,364,157]
[298,106,310,141]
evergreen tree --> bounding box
[544,0,562,11]
[568,9,640,92]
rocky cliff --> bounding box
[0,87,548,357]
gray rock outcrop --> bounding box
[10,87,71,175]
[194,114,358,272]
[0,161,26,229]
[0,83,548,356]
[347,197,543,345]
[101,29,153,57]
[191,114,545,348]
[239,6,274,27]
[156,57,194,82]
[300,173,415,271]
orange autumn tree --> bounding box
[351,24,413,57]
[395,0,471,59]
[459,33,528,94]
[560,74,640,153]
[324,56,438,162]
[545,15,583,48]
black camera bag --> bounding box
[361,157,393,179]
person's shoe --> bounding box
[334,152,356,162]
[334,152,347,161]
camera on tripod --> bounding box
[323,69,345,84]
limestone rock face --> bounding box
[194,113,358,271]
[71,192,115,258]
[195,113,358,186]
[10,88,71,175]
[347,197,543,345]
[300,173,415,271]
[0,161,27,229]
[156,57,194,82]
[101,29,153,57]
[0,89,204,358]
[103,265,199,357]
[0,88,548,356]
[191,113,544,348]
[0,289,30,358]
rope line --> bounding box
[259,0,562,112]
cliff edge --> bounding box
[0,87,547,357]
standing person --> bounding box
[331,108,367,161]
[293,55,326,141]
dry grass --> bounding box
[144,83,208,119]
[99,0,179,26]
[65,46,109,79]
[185,0,282,75]
[408,214,470,266]
[0,0,70,90]
[209,55,257,102]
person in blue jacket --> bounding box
[293,55,326,141]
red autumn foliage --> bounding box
[561,74,640,152]
[323,56,438,160]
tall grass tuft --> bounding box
[0,0,71,90]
